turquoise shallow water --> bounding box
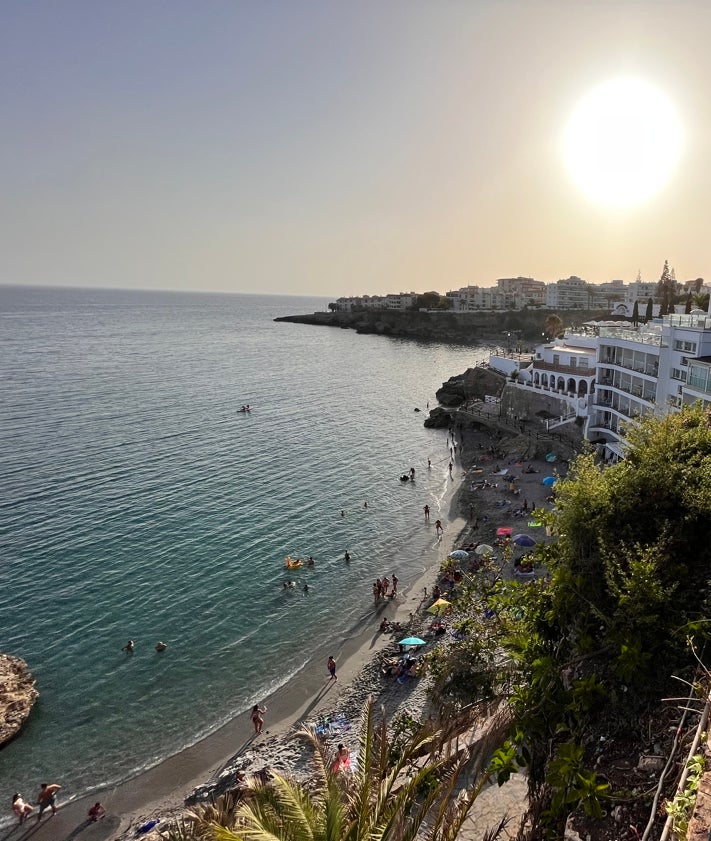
[0,287,488,819]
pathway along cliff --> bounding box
[0,654,38,747]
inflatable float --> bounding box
[285,556,303,569]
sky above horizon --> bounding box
[3,1,711,297]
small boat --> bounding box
[285,556,303,569]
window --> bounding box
[569,357,577,368]
[671,368,688,381]
[681,357,690,367]
[674,339,698,353]
[553,354,560,366]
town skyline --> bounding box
[3,2,711,297]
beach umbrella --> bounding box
[542,476,557,486]
[496,526,512,537]
[398,636,426,647]
[427,598,452,615]
[512,533,536,547]
[448,549,469,561]
[474,543,494,555]
[545,452,557,462]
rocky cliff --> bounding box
[275,308,610,345]
[0,654,38,747]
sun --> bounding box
[563,77,682,207]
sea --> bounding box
[0,286,490,819]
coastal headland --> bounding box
[275,307,609,345]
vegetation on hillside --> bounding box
[428,405,711,836]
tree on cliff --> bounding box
[412,292,453,311]
[656,260,675,313]
[645,297,654,322]
[632,300,639,325]
[543,314,563,338]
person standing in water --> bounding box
[36,783,61,822]
[12,794,33,824]
[435,520,443,536]
[423,504,430,520]
[344,550,351,563]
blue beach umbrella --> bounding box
[512,533,536,548]
[398,637,426,647]
[542,476,557,486]
[448,549,469,561]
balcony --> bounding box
[531,360,593,376]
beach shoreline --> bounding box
[26,414,559,841]
[26,455,465,841]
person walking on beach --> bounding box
[423,504,430,520]
[36,783,61,822]
[435,520,443,536]
[448,461,453,476]
[327,656,337,681]
[12,794,33,824]
[251,704,267,734]
[391,574,398,596]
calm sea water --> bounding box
[0,287,488,817]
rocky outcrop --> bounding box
[275,309,610,345]
[0,654,38,747]
[424,407,451,428]
[435,367,506,407]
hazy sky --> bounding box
[3,1,711,296]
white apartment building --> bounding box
[587,313,711,460]
[546,277,591,309]
[527,329,598,418]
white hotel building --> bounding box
[521,312,711,461]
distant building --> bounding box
[546,277,590,309]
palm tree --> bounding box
[543,315,563,339]
[207,698,510,841]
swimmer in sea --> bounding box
[122,640,135,654]
[155,641,167,652]
[344,551,351,563]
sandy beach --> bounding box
[19,414,562,841]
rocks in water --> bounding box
[0,654,38,747]
[424,407,451,428]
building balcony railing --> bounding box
[598,359,659,377]
[531,360,593,376]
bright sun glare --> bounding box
[564,77,682,207]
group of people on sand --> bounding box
[372,575,398,603]
[12,783,71,825]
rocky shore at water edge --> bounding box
[0,654,38,748]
